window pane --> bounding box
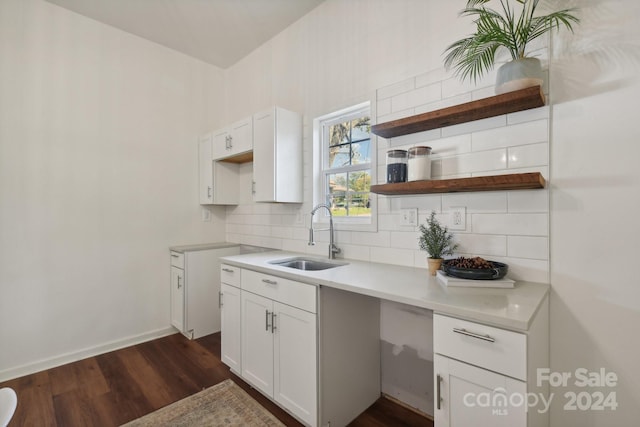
[328,144,351,168]
[329,121,351,147]
[350,117,370,142]
[327,173,347,216]
[348,170,371,216]
[350,140,370,165]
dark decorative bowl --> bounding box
[442,260,509,280]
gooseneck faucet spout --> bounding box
[308,203,341,259]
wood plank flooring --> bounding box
[0,332,433,426]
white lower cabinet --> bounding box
[240,273,317,426]
[433,298,549,427]
[169,246,240,339]
[220,282,242,374]
[221,267,380,427]
[434,354,526,427]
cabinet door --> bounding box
[212,127,230,160]
[434,354,526,427]
[252,109,276,202]
[170,266,185,333]
[229,116,253,155]
[198,134,213,204]
[273,302,317,426]
[241,291,274,397]
[221,283,242,373]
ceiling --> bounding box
[46,0,325,69]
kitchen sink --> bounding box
[269,257,348,271]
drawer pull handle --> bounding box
[453,327,495,343]
[262,279,277,285]
[171,254,180,258]
[271,313,277,333]
[222,268,234,273]
[265,310,271,331]
[436,374,442,410]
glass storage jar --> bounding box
[386,149,408,183]
[407,146,432,181]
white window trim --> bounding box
[312,99,378,232]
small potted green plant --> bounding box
[444,0,579,94]
[418,211,460,275]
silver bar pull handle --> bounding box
[208,186,212,198]
[177,276,182,289]
[222,268,234,273]
[171,254,180,258]
[265,310,270,331]
[437,374,442,410]
[219,291,223,308]
[271,313,277,333]
[262,279,277,285]
[453,327,495,343]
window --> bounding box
[319,104,373,220]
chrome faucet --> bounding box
[308,203,341,259]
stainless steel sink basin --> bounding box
[269,257,348,271]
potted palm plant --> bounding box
[444,0,579,94]
[418,211,459,276]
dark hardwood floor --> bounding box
[0,332,433,426]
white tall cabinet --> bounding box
[169,244,239,339]
[198,134,239,205]
[252,107,303,203]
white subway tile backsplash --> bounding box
[472,120,548,151]
[508,143,548,169]
[377,108,416,123]
[390,231,420,250]
[377,98,392,116]
[508,190,549,213]
[472,213,548,236]
[414,93,472,115]
[442,192,507,213]
[377,78,415,100]
[340,244,371,262]
[508,236,549,260]
[391,83,441,112]
[352,230,391,247]
[456,234,507,257]
[440,149,507,176]
[441,115,507,138]
[507,106,550,125]
[388,129,441,147]
[429,134,472,157]
[370,247,415,267]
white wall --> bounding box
[222,0,640,424]
[0,0,226,380]
[549,0,640,424]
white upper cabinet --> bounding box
[252,107,302,203]
[198,133,214,205]
[212,116,253,160]
[198,133,239,205]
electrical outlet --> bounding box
[201,207,212,222]
[449,207,466,230]
[400,208,418,226]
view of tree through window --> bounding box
[323,113,371,217]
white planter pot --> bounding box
[495,58,543,95]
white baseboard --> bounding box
[0,326,177,383]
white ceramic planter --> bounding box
[495,57,543,95]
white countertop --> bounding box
[169,242,239,253]
[220,251,549,332]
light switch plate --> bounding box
[400,208,418,226]
[449,207,466,230]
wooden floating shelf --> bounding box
[219,151,253,164]
[371,86,545,139]
[370,172,546,195]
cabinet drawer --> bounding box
[434,314,526,380]
[221,264,241,287]
[170,251,184,268]
[241,269,316,313]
